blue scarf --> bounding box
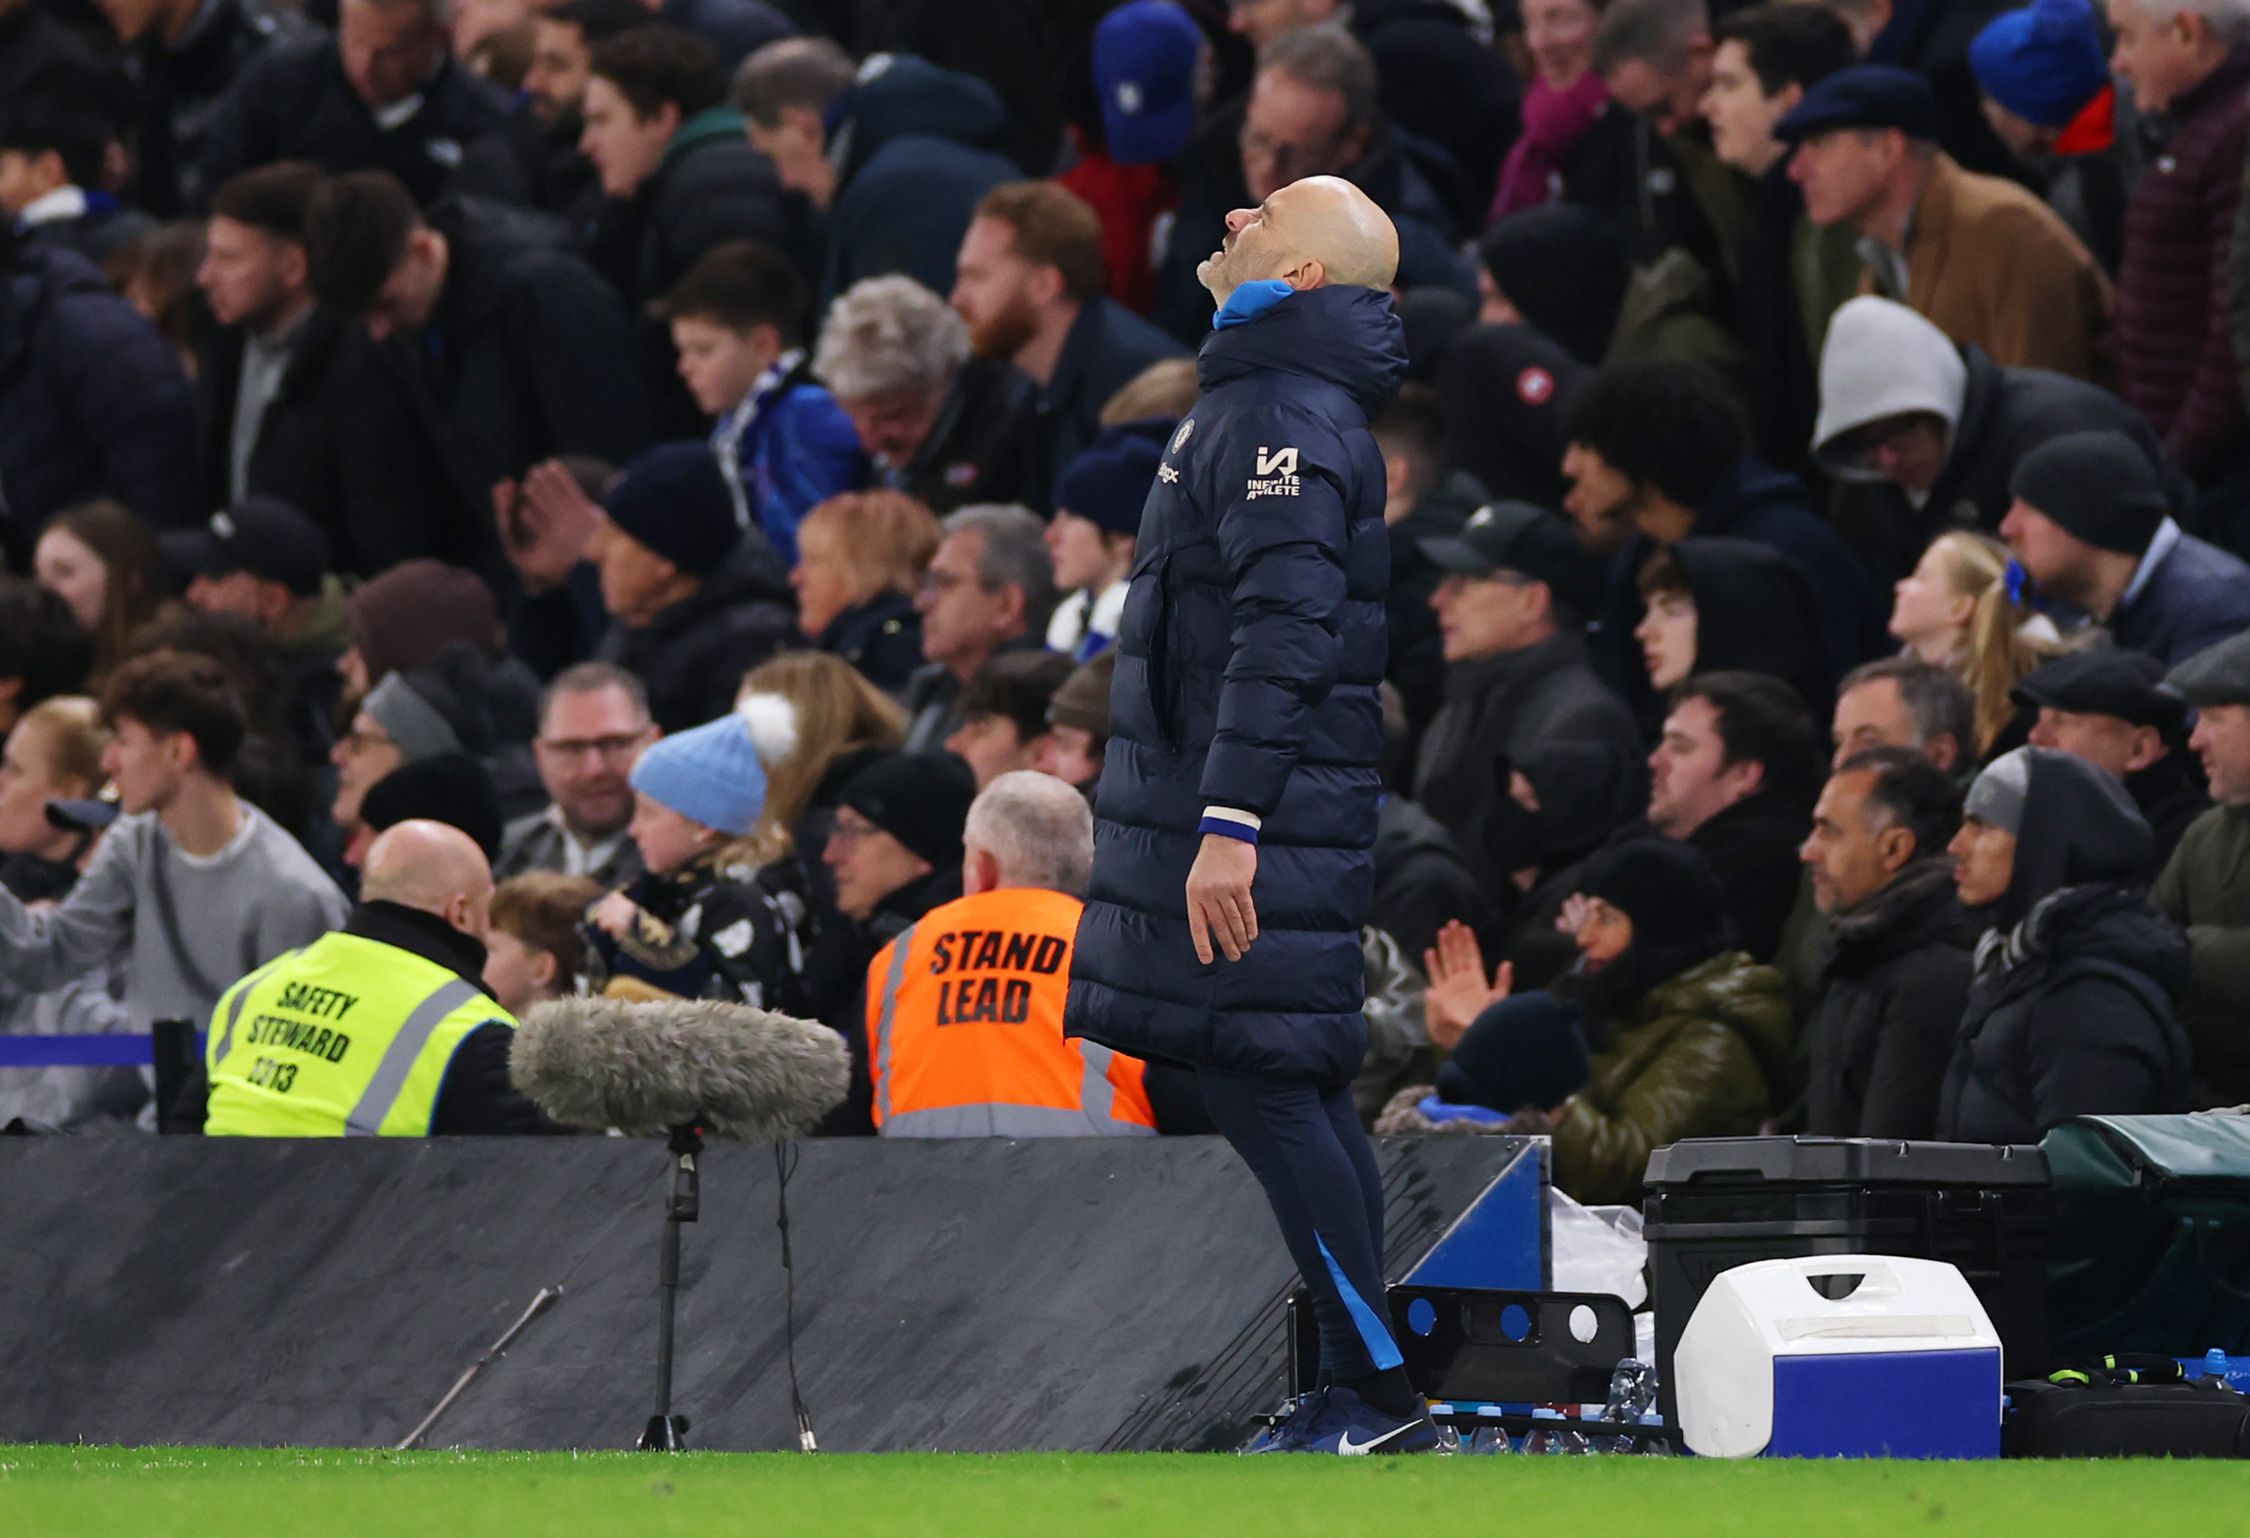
[1213,280,1296,329]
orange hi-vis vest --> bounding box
[865,885,1158,1137]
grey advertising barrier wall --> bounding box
[0,1135,1531,1452]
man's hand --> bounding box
[495,459,602,593]
[1422,919,1513,1051]
[1186,834,1259,964]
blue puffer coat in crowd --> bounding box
[1067,283,1407,1084]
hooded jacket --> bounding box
[1066,284,1406,1082]
[1603,457,1885,709]
[1815,298,2183,586]
[2154,802,2250,1105]
[1550,948,1795,1205]
[595,538,797,734]
[1936,748,2190,1142]
[1670,536,1832,713]
[819,54,1022,307]
[1805,858,1977,1138]
[0,244,199,557]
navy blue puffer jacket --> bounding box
[1066,285,1406,1083]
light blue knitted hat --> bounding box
[627,712,768,836]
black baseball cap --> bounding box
[2011,648,2188,737]
[159,498,332,598]
[1418,500,1599,612]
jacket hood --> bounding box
[829,54,1008,186]
[1198,285,1408,420]
[1812,296,1970,478]
[1979,746,2154,930]
[1671,535,1821,697]
[1980,881,2191,1003]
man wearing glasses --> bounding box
[495,663,661,888]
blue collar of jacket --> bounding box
[1213,280,1297,329]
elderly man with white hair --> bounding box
[859,771,1167,1139]
[811,273,1044,513]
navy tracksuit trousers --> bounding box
[1198,1067,1403,1383]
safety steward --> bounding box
[867,771,1157,1137]
[202,820,552,1136]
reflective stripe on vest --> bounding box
[345,977,482,1136]
[864,888,1157,1138]
[204,931,510,1138]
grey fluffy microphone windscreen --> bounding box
[511,996,850,1140]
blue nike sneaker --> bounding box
[1266,1388,1444,1456]
[1241,1390,1327,1454]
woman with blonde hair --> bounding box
[791,490,942,695]
[735,651,908,1020]
[1888,530,2060,761]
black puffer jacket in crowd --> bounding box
[1936,750,2191,1143]
[196,37,510,206]
[595,538,797,734]
[0,244,198,559]
[1804,859,1977,1139]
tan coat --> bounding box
[1861,152,2115,385]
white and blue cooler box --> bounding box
[1673,1255,2003,1459]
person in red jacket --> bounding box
[2107,0,2250,485]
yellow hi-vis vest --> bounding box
[203,930,513,1137]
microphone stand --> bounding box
[639,1120,703,1451]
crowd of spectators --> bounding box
[6,0,2250,1202]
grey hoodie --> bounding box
[1811,297,1970,485]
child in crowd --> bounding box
[484,870,602,1017]
[583,711,806,1012]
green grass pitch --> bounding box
[2,1446,2236,1537]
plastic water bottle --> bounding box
[1466,1406,1516,1455]
[1523,1407,1589,1454]
[1592,1360,1656,1453]
[2201,1349,2250,1393]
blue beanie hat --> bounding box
[1055,419,1170,537]
[602,443,742,572]
[1092,1,1203,166]
[628,712,768,836]
[1969,0,2109,129]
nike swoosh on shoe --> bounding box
[1335,1420,1426,1456]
